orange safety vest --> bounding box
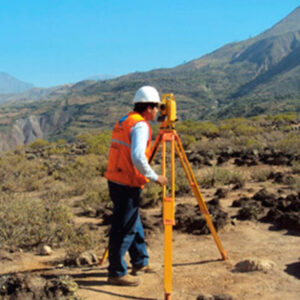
[105,111,152,188]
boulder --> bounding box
[234,258,276,273]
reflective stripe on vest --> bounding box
[105,111,152,188]
[111,139,131,148]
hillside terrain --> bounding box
[1,7,300,150]
[0,115,299,299]
[0,72,33,95]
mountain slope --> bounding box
[0,72,34,94]
[1,6,300,151]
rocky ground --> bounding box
[0,181,299,300]
[0,138,300,299]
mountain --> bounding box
[87,74,117,81]
[0,72,34,94]
[0,84,72,104]
[0,6,300,151]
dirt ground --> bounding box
[1,189,299,300]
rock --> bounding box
[0,274,46,299]
[236,202,264,220]
[196,294,214,300]
[39,245,53,256]
[175,202,229,235]
[44,276,78,298]
[234,258,276,273]
[215,188,228,199]
[75,251,98,266]
[196,294,235,300]
[214,294,235,300]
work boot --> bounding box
[107,274,140,286]
[131,264,157,276]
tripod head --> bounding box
[157,93,178,128]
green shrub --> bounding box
[197,167,245,188]
[266,113,298,126]
[78,183,110,215]
[180,134,197,149]
[293,176,300,194]
[0,192,74,250]
[49,139,68,154]
[56,154,105,196]
[274,133,300,155]
[175,167,191,196]
[218,117,262,138]
[250,167,273,182]
[65,224,96,261]
[140,182,161,208]
[292,161,300,174]
[0,152,47,192]
[76,131,111,155]
[177,120,219,139]
[28,139,50,150]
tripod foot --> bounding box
[222,250,228,260]
[165,293,172,300]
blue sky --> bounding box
[0,0,299,87]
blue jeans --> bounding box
[107,181,149,277]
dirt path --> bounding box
[71,220,299,300]
[1,192,299,299]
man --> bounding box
[105,86,168,286]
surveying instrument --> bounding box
[149,94,227,299]
[100,93,227,299]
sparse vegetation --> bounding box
[0,192,74,250]
[0,112,299,262]
[250,167,274,182]
[197,167,245,188]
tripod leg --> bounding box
[162,137,175,299]
[99,246,109,266]
[149,133,162,164]
[174,133,227,260]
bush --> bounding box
[78,182,110,215]
[28,139,50,150]
[140,182,161,208]
[266,113,298,126]
[197,167,245,188]
[219,117,262,137]
[65,224,97,262]
[0,192,74,250]
[250,167,273,182]
[292,161,300,174]
[49,139,68,154]
[274,133,300,155]
[175,167,191,196]
[56,154,105,196]
[180,134,197,149]
[76,131,111,155]
[177,120,219,139]
[0,152,47,192]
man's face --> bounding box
[145,104,159,121]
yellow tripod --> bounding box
[149,94,227,300]
[100,94,227,300]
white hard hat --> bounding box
[133,86,160,104]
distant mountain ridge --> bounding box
[87,74,117,81]
[0,72,34,94]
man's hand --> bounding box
[155,175,168,186]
